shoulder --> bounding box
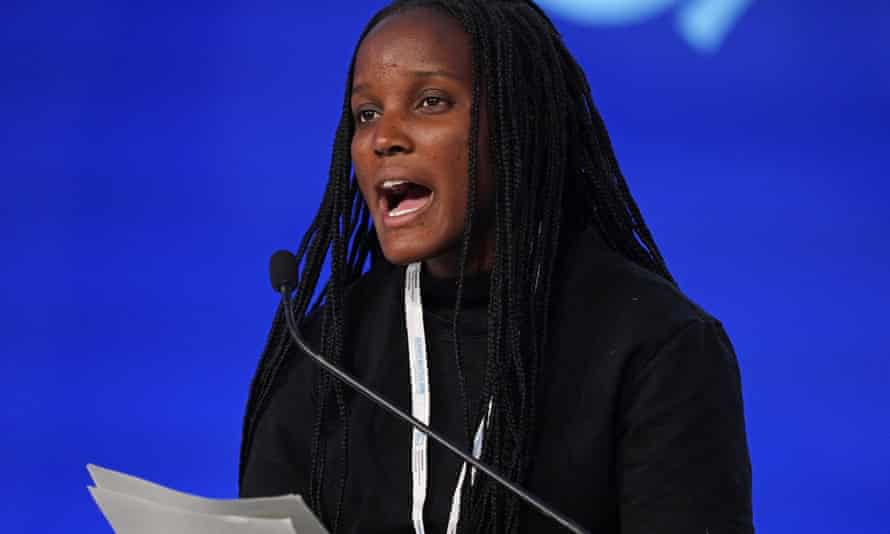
[552,228,721,353]
[296,260,405,373]
[298,260,402,345]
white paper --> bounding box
[89,487,296,534]
[87,464,327,534]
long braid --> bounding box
[450,0,483,460]
[240,1,675,533]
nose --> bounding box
[372,111,414,157]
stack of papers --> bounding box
[87,464,328,534]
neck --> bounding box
[422,227,495,279]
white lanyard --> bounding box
[405,262,490,534]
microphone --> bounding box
[268,250,588,534]
[269,250,299,291]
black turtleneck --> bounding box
[418,263,490,429]
[240,228,753,533]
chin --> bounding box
[379,242,429,266]
[377,232,452,268]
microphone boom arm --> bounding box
[279,288,588,534]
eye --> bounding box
[417,94,452,113]
[355,109,379,124]
[418,95,450,111]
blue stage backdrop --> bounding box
[3,1,888,532]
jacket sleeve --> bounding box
[616,319,754,534]
[239,306,323,499]
[240,384,307,499]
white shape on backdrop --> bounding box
[86,464,328,534]
[536,0,754,53]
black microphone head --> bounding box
[269,250,298,292]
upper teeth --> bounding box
[382,180,408,189]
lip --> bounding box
[378,190,435,229]
[374,171,435,230]
[373,171,434,193]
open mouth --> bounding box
[380,180,433,217]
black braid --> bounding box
[239,1,675,532]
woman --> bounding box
[239,1,753,533]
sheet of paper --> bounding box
[89,486,296,534]
[87,464,328,534]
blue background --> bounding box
[3,1,888,532]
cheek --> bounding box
[424,129,471,189]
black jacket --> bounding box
[240,228,753,533]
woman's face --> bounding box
[350,8,493,278]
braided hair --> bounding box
[240,1,674,532]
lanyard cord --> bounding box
[406,262,488,534]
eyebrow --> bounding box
[351,68,463,95]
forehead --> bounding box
[353,8,471,83]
